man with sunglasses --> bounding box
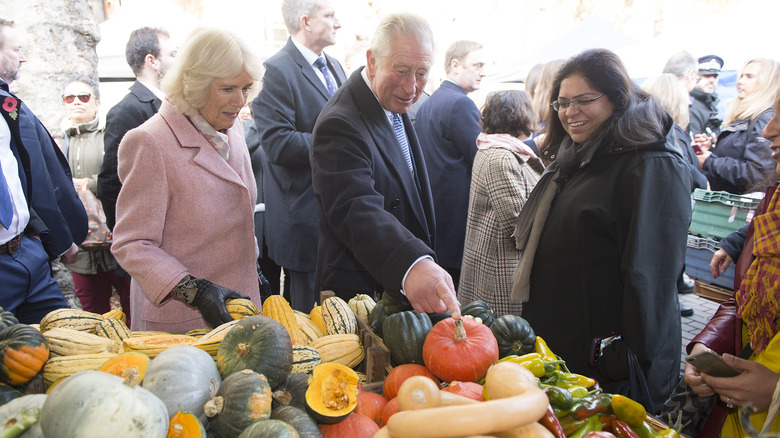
[0,19,88,323]
[98,27,177,231]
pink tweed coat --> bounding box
[112,100,260,332]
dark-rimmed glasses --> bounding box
[551,94,605,112]
[62,94,91,104]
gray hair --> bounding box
[162,27,263,116]
[62,75,100,101]
[281,0,321,34]
[662,51,697,79]
[370,13,433,65]
[0,19,14,50]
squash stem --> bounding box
[454,319,466,342]
[0,407,40,438]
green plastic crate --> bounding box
[689,189,762,239]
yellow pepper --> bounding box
[611,394,646,428]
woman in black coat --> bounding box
[512,49,692,413]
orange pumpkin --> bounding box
[441,381,485,401]
[422,317,499,382]
[379,397,399,428]
[382,364,439,400]
[0,324,50,385]
[320,412,378,438]
[355,389,387,426]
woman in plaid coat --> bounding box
[458,90,543,316]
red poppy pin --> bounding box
[2,96,17,120]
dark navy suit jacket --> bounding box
[0,81,87,256]
[414,80,481,270]
[310,68,436,299]
[252,38,346,272]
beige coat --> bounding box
[112,101,259,332]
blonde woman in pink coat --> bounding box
[112,27,264,332]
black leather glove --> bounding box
[171,275,250,328]
[258,266,273,304]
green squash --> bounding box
[368,300,388,337]
[427,311,451,325]
[0,383,20,406]
[204,369,273,438]
[238,419,299,438]
[270,406,322,438]
[380,292,413,315]
[216,315,292,389]
[272,373,310,411]
[0,394,45,438]
[0,308,18,331]
[0,324,50,386]
[490,314,537,358]
[382,311,432,366]
[461,300,497,327]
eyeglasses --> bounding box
[551,94,605,112]
[62,94,91,104]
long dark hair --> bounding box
[542,49,666,151]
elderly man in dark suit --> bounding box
[310,12,461,318]
[252,0,346,312]
[0,19,87,323]
[98,27,177,231]
[414,40,486,289]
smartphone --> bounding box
[686,348,741,377]
[589,333,621,366]
[689,132,703,155]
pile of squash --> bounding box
[0,294,383,437]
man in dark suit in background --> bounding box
[0,19,87,323]
[98,27,177,230]
[252,0,346,312]
[414,40,486,290]
[310,12,461,318]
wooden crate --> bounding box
[693,280,733,304]
[320,291,390,394]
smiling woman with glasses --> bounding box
[511,48,692,413]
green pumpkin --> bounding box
[270,406,322,438]
[427,311,451,325]
[271,373,310,411]
[490,314,537,358]
[0,383,20,407]
[204,369,273,438]
[238,419,299,438]
[0,324,50,386]
[382,311,432,366]
[0,308,18,331]
[216,315,292,389]
[461,300,497,327]
[368,300,388,337]
[380,293,413,315]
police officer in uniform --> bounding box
[689,55,724,138]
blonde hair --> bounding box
[532,59,565,124]
[641,73,690,129]
[724,58,780,125]
[162,27,263,116]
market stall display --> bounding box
[0,297,691,437]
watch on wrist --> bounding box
[171,275,198,305]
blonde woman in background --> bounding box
[529,59,565,165]
[696,58,780,194]
[642,73,708,191]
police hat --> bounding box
[698,55,724,75]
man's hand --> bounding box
[710,248,733,279]
[60,243,79,264]
[403,258,461,318]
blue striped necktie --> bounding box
[313,57,338,97]
[392,113,414,174]
[0,168,12,229]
